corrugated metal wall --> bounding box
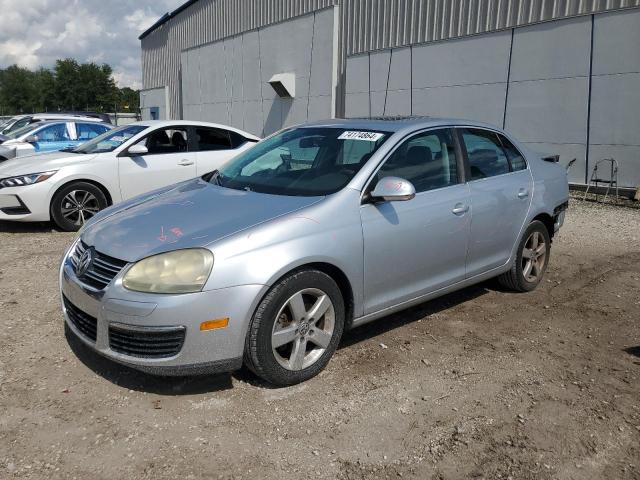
[141,0,640,118]
[142,0,338,118]
[342,0,640,55]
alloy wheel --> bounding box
[521,231,547,282]
[271,288,336,371]
[61,190,100,226]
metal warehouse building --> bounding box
[139,0,640,188]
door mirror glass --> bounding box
[370,176,416,202]
[128,144,149,156]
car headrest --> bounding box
[172,131,187,147]
[406,145,433,165]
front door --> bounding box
[32,123,76,153]
[361,128,471,315]
[458,128,533,277]
[118,126,198,200]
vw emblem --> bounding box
[76,248,94,277]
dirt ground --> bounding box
[0,198,639,480]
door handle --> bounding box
[178,159,194,166]
[517,189,529,199]
[452,203,469,215]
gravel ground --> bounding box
[0,199,639,480]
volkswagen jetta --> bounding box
[60,118,569,386]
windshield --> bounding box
[73,124,148,154]
[217,127,390,196]
[4,123,41,140]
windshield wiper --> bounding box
[206,170,224,186]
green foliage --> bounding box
[0,59,139,115]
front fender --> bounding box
[202,190,366,317]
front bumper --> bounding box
[0,182,52,221]
[59,246,268,376]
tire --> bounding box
[50,182,108,232]
[498,220,551,292]
[244,269,345,386]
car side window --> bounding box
[195,127,232,151]
[34,124,71,142]
[461,129,511,180]
[375,129,459,193]
[497,134,527,171]
[140,127,189,154]
[77,123,109,141]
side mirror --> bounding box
[370,176,416,202]
[25,135,38,144]
[127,144,148,156]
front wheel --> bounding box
[50,182,108,232]
[498,220,551,292]
[244,270,345,386]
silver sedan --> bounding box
[60,118,569,386]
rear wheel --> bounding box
[498,220,551,292]
[244,269,345,386]
[50,182,108,232]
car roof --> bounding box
[32,114,104,122]
[299,117,504,134]
[128,120,261,140]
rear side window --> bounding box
[195,127,232,151]
[77,123,109,140]
[498,134,527,171]
[461,129,510,180]
[229,131,254,149]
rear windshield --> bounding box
[216,127,390,196]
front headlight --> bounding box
[122,249,214,294]
[0,171,57,188]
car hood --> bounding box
[0,138,23,146]
[82,178,324,262]
[0,151,98,176]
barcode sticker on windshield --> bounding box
[338,131,384,142]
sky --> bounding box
[0,0,185,89]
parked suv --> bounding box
[60,118,569,386]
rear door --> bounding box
[74,122,111,146]
[192,126,257,175]
[118,125,198,199]
[361,128,471,314]
[458,128,533,277]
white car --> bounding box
[0,120,112,160]
[0,121,260,231]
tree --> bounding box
[54,58,81,110]
[32,68,56,112]
[0,65,35,114]
[0,59,139,115]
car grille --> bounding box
[70,241,128,290]
[109,325,186,359]
[63,295,97,342]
